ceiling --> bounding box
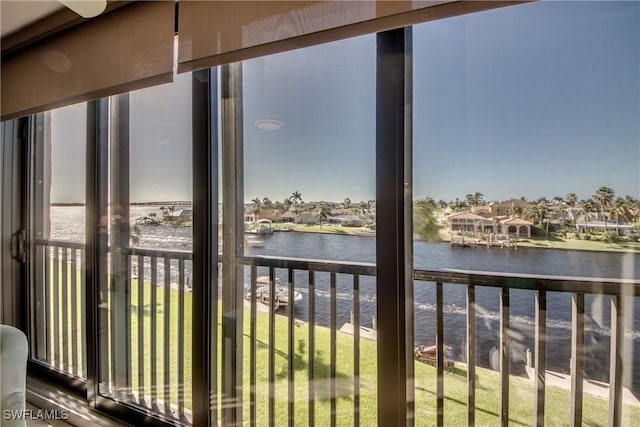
[1,1,64,38]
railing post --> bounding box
[467,285,476,426]
[608,295,623,427]
[308,271,316,426]
[353,275,361,427]
[570,292,585,426]
[330,272,338,427]
[436,282,444,426]
[287,268,295,427]
[500,287,510,427]
[534,289,547,427]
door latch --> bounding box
[11,229,26,263]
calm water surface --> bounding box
[51,207,639,385]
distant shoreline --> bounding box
[51,201,193,206]
[290,225,640,254]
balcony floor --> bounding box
[25,403,73,427]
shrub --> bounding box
[602,231,621,243]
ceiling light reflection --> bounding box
[254,119,283,131]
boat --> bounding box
[247,219,273,235]
[414,344,455,370]
[244,237,264,248]
[245,276,303,309]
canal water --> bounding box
[50,207,640,387]
[245,231,639,386]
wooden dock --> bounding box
[339,323,377,340]
[450,237,517,249]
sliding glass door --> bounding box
[29,104,87,379]
[411,2,639,425]
[98,74,194,423]
[216,34,378,426]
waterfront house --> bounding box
[280,211,297,223]
[574,215,634,235]
[244,207,281,223]
[498,217,533,238]
[470,205,493,217]
[172,209,193,225]
[295,212,318,224]
[446,212,496,235]
[327,215,364,227]
[488,199,531,216]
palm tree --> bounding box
[159,206,172,222]
[523,203,548,231]
[437,199,448,222]
[289,191,303,215]
[474,192,485,206]
[625,195,640,224]
[251,197,262,219]
[262,197,273,208]
[555,204,574,233]
[611,198,631,235]
[465,194,474,208]
[452,198,467,213]
[581,199,596,235]
[593,186,615,230]
[465,193,483,209]
[506,202,522,217]
[317,205,331,228]
[566,193,578,208]
[367,200,376,224]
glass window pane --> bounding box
[32,103,87,378]
[100,73,194,423]
[236,35,377,425]
[412,2,639,425]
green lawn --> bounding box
[48,270,640,426]
[239,307,640,426]
[289,224,371,235]
[513,236,640,253]
[289,225,640,254]
[437,231,640,253]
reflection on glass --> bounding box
[240,35,377,425]
[32,103,87,377]
[49,104,87,242]
[412,2,639,425]
[100,73,193,423]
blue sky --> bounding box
[51,1,639,204]
[412,1,640,202]
[245,0,639,204]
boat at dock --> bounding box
[246,219,274,235]
[414,344,456,370]
[244,276,302,309]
